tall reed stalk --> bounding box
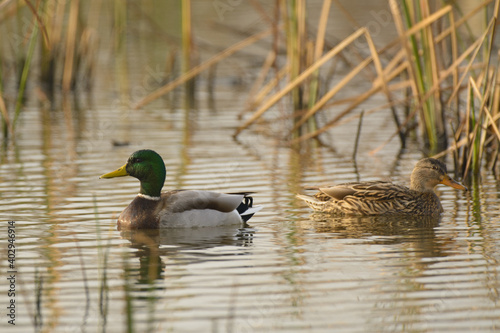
[181,0,196,108]
[40,0,64,96]
[62,0,80,93]
[397,0,446,153]
[284,0,323,141]
[0,67,11,141]
[285,0,305,114]
[13,13,38,128]
[114,0,129,103]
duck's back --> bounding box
[158,190,246,228]
[315,181,442,215]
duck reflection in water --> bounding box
[299,213,447,258]
[121,225,256,283]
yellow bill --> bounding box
[99,164,129,179]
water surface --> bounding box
[1,2,499,332]
[1,90,499,332]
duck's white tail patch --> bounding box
[240,205,263,217]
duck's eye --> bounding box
[131,158,142,164]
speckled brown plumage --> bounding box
[297,158,467,216]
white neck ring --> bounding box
[138,193,161,201]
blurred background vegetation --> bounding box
[0,0,499,180]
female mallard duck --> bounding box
[100,149,262,229]
[296,158,467,216]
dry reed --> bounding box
[1,0,499,177]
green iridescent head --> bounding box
[100,149,166,197]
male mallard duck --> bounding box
[296,158,467,216]
[100,149,262,229]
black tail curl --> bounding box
[236,195,255,222]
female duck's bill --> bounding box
[100,149,262,229]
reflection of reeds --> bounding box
[34,267,43,330]
[122,254,134,333]
[94,194,111,330]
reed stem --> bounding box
[13,15,38,128]
[181,0,195,107]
